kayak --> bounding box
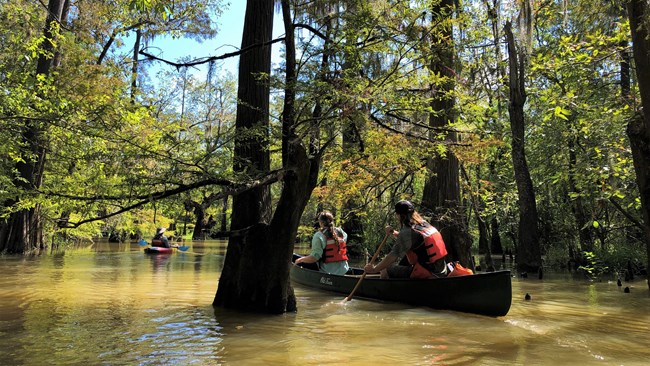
[144,246,176,254]
[290,254,512,317]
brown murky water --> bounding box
[0,240,648,365]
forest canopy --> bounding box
[0,0,648,296]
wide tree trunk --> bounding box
[490,218,503,254]
[504,22,542,273]
[626,0,650,290]
[214,0,275,310]
[191,202,206,240]
[420,0,473,268]
[214,0,321,312]
[0,0,66,254]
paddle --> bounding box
[343,232,391,302]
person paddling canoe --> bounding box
[364,200,448,279]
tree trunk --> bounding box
[131,26,141,101]
[340,1,365,249]
[490,218,503,254]
[191,202,206,240]
[0,0,66,254]
[626,0,650,290]
[567,133,594,252]
[219,195,228,233]
[214,0,321,312]
[214,0,275,311]
[504,21,541,273]
[420,0,473,267]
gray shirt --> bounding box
[389,226,417,260]
[388,223,434,262]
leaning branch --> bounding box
[57,170,286,228]
[139,37,286,68]
[608,196,645,231]
[97,21,152,65]
[369,114,471,146]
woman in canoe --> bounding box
[294,211,350,275]
[364,200,448,279]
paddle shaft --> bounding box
[344,233,391,302]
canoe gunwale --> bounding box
[290,254,512,317]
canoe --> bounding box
[144,246,176,254]
[290,254,512,317]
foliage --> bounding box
[578,251,610,280]
[0,0,231,249]
[0,0,646,271]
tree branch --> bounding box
[608,196,645,231]
[139,37,286,69]
[97,21,152,65]
[369,113,471,146]
[55,169,286,228]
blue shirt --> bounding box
[310,228,349,275]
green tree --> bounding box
[421,0,474,268]
[0,0,67,253]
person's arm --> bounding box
[295,232,325,264]
[364,227,409,273]
[295,255,318,264]
[364,253,398,273]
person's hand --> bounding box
[364,263,376,273]
[294,257,303,264]
[385,226,397,237]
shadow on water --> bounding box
[0,240,648,365]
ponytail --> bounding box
[318,210,339,240]
[398,211,424,227]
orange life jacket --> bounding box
[322,230,348,263]
[407,223,448,265]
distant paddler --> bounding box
[152,227,171,248]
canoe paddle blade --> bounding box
[138,239,148,246]
[177,245,190,252]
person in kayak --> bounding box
[152,227,171,248]
[294,210,350,275]
[364,200,448,279]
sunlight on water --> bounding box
[0,240,648,365]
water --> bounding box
[0,240,648,365]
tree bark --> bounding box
[219,195,228,233]
[0,0,66,254]
[490,217,503,254]
[420,0,473,268]
[504,21,541,272]
[567,132,594,252]
[214,0,275,311]
[191,201,206,240]
[214,0,321,312]
[340,1,365,249]
[131,26,142,101]
[626,0,650,290]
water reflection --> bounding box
[148,253,172,272]
[0,240,648,365]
